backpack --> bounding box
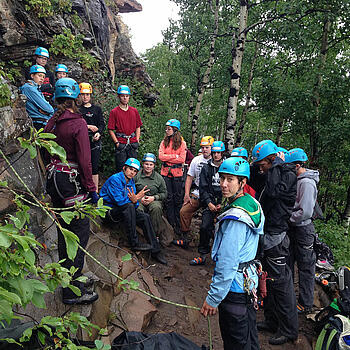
[315,315,350,350]
[315,236,335,266]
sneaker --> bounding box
[63,291,99,305]
[316,259,334,271]
[171,239,189,249]
[131,243,152,251]
[297,303,313,314]
[151,251,168,265]
[189,256,206,266]
[268,334,293,345]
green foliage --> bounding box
[71,11,83,27]
[24,0,72,17]
[51,28,98,70]
[315,220,350,268]
[0,61,21,107]
[0,83,11,108]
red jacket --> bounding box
[244,184,256,198]
[45,110,95,192]
[158,139,187,177]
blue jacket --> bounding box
[20,81,54,127]
[99,171,139,208]
[206,194,265,308]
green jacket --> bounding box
[134,170,167,202]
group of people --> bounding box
[19,46,320,350]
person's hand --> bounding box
[208,202,217,212]
[93,132,101,141]
[200,300,217,317]
[135,186,150,201]
[277,151,285,161]
[127,187,138,203]
[216,204,221,212]
[88,191,99,204]
[88,125,98,132]
[183,193,192,206]
[143,195,155,205]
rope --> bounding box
[82,0,100,56]
[0,148,213,349]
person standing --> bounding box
[45,78,98,305]
[158,119,187,235]
[135,153,173,247]
[251,140,298,345]
[107,85,142,173]
[200,157,264,350]
[190,140,225,265]
[79,82,105,192]
[288,148,319,314]
[173,136,214,247]
[55,64,69,80]
[24,47,55,103]
[20,65,54,130]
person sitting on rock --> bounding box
[135,153,173,247]
[189,141,225,266]
[24,47,55,103]
[100,158,167,265]
[20,64,54,130]
[55,64,69,80]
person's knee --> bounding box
[149,201,162,213]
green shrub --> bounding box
[25,0,72,17]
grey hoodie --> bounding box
[290,169,319,226]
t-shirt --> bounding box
[187,155,210,197]
[107,106,142,144]
[80,104,105,146]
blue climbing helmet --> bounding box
[125,158,140,171]
[55,78,80,99]
[30,65,46,74]
[211,141,225,152]
[278,147,290,162]
[142,153,156,163]
[289,148,308,163]
[252,140,278,163]
[55,64,68,73]
[231,147,248,158]
[34,47,49,58]
[117,85,131,95]
[219,157,250,180]
[166,119,181,130]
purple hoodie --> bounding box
[45,110,96,192]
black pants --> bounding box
[198,208,215,255]
[219,292,260,350]
[163,176,183,234]
[114,143,138,173]
[106,203,160,254]
[287,223,316,308]
[90,144,101,175]
[263,235,298,339]
[46,171,90,300]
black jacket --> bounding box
[199,160,222,207]
[259,158,297,233]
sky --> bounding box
[120,0,179,55]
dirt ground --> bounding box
[143,216,317,350]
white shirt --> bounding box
[187,155,210,197]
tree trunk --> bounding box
[225,0,249,153]
[275,117,285,146]
[235,41,258,147]
[187,94,195,124]
[190,0,219,152]
[310,19,331,166]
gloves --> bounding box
[88,191,99,204]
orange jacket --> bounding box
[158,139,187,177]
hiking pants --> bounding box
[288,223,316,309]
[263,234,298,340]
[180,197,200,233]
[163,176,183,234]
[198,208,216,255]
[219,292,260,350]
[107,203,160,254]
[46,172,90,300]
[114,143,138,173]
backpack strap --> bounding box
[325,328,339,350]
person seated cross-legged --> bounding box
[100,158,167,265]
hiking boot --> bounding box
[189,256,206,266]
[151,251,168,265]
[316,259,334,271]
[257,321,277,333]
[297,303,313,314]
[268,334,297,345]
[131,243,152,251]
[63,291,99,305]
[171,239,189,249]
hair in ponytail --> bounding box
[46,98,79,132]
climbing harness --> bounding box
[115,132,136,146]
